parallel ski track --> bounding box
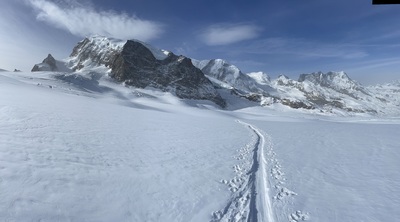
[213,120,275,222]
[238,120,275,222]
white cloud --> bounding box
[28,0,163,41]
[201,23,261,46]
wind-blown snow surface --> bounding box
[1,71,399,221]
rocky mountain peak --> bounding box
[274,75,294,86]
[44,54,56,65]
[32,53,58,72]
[68,36,226,107]
[299,71,355,88]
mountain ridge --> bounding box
[30,35,399,116]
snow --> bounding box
[247,72,270,85]
[191,59,210,70]
[1,70,399,221]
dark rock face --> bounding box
[280,99,314,110]
[32,54,58,72]
[43,54,57,70]
[70,38,226,107]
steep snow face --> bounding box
[193,59,272,94]
[198,59,242,81]
[247,72,271,85]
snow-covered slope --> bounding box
[1,70,399,221]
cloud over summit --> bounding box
[28,0,163,41]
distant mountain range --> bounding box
[31,36,400,116]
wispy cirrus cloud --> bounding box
[28,0,163,41]
[235,37,369,59]
[200,23,261,46]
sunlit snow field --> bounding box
[1,71,399,221]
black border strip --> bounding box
[373,0,400,4]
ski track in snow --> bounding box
[212,120,310,222]
[245,121,276,222]
[212,120,275,222]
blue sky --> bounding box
[1,0,399,84]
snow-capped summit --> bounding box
[274,74,296,86]
[298,71,362,93]
[197,59,242,80]
[193,59,269,94]
[246,72,271,85]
